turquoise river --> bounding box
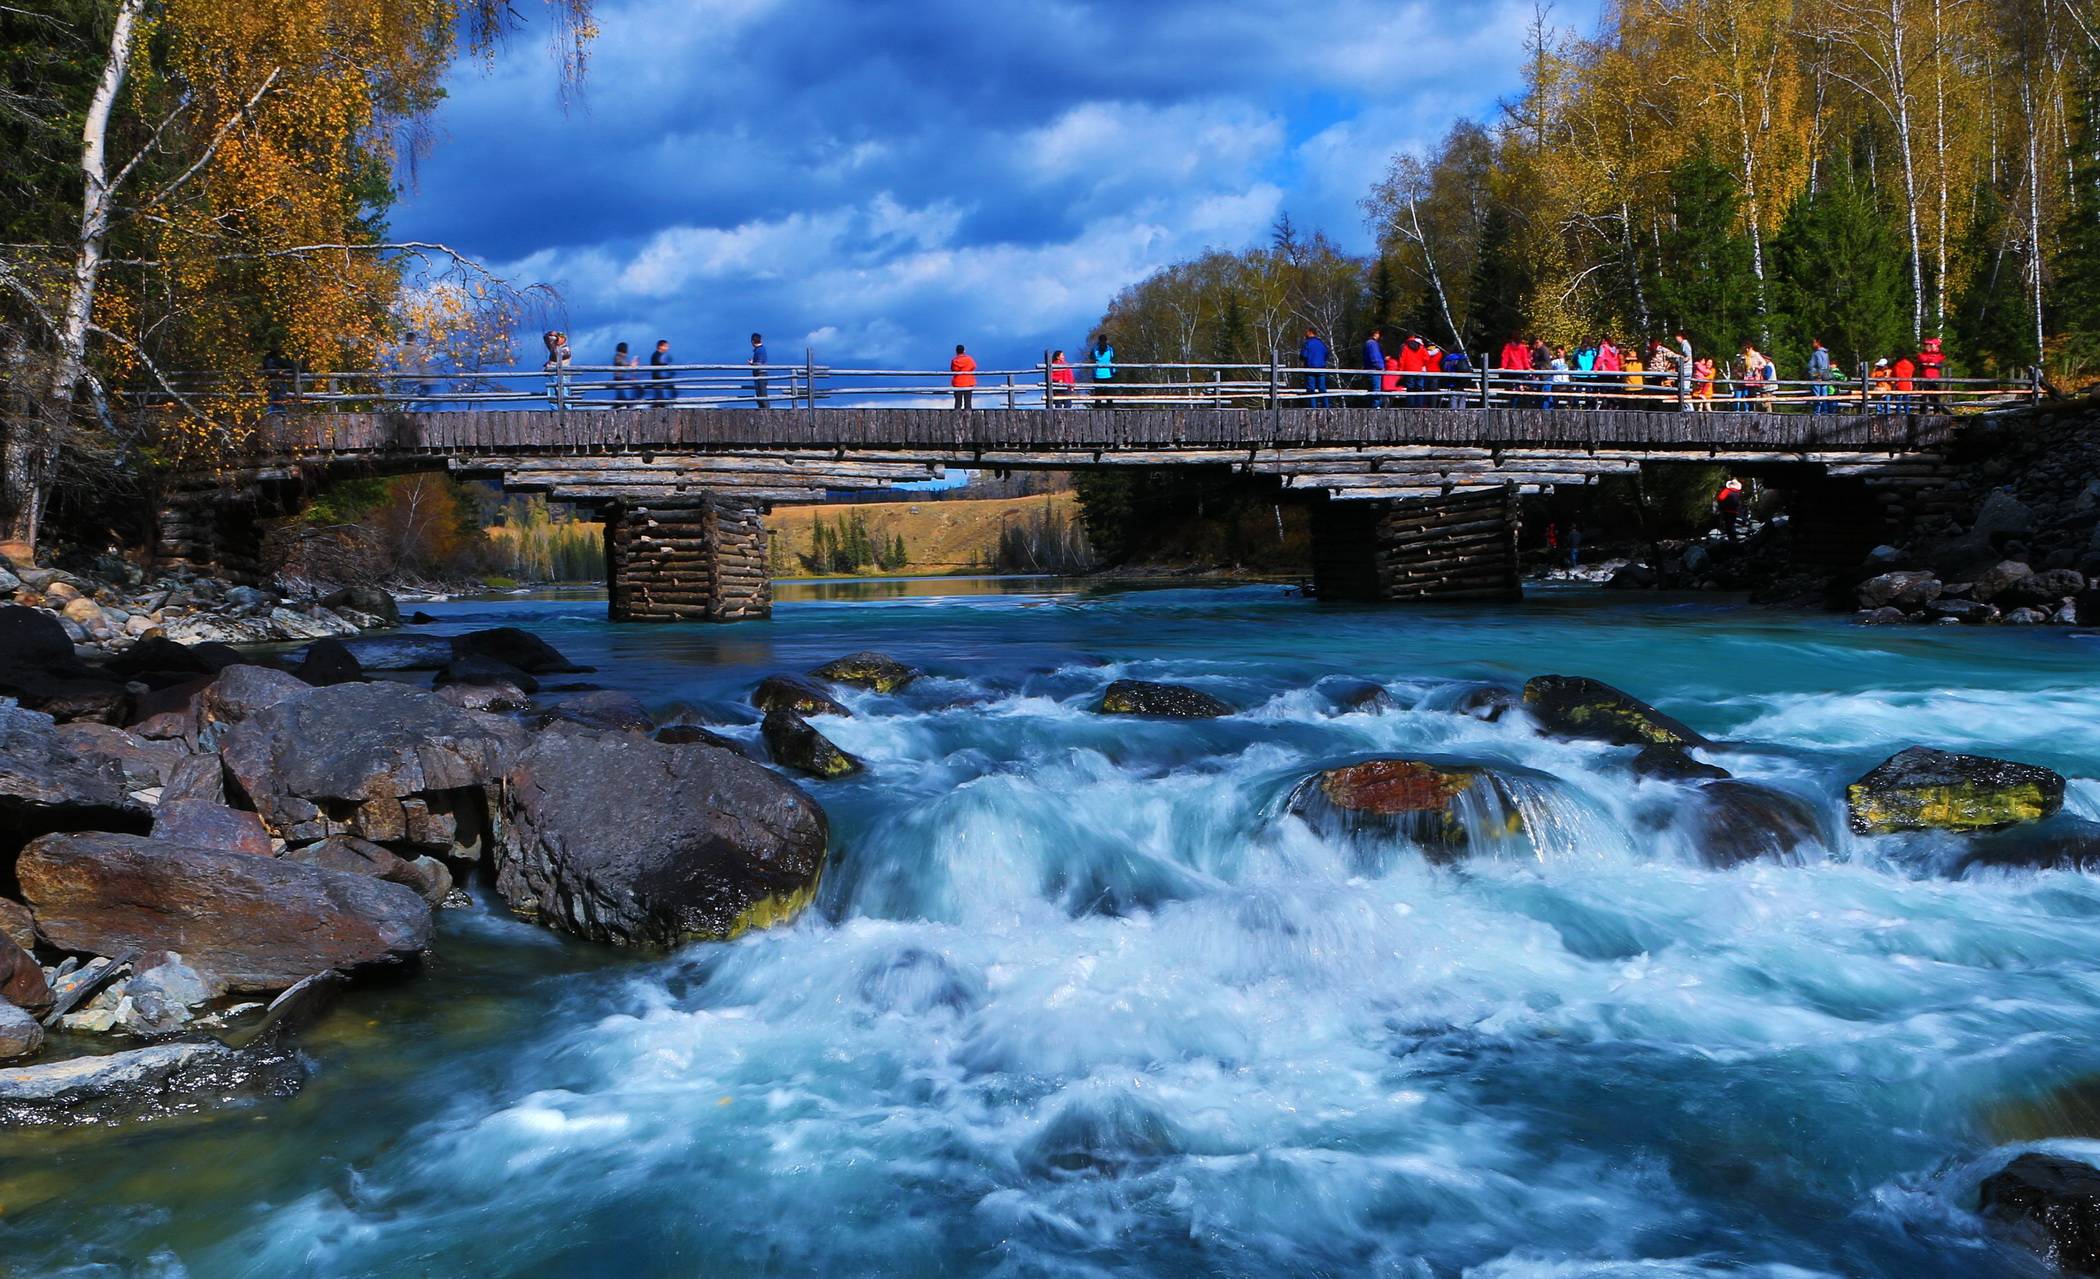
[6,578,2100,1277]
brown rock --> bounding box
[53,722,190,790]
[0,933,51,1014]
[282,835,453,905]
[0,898,33,951]
[17,830,433,992]
[151,799,274,856]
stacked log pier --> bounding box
[1311,486,1521,603]
[154,486,268,582]
[607,497,771,622]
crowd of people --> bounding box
[457,326,1968,414]
[1285,327,1959,414]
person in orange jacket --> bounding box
[1382,353,1401,397]
[1498,335,1532,403]
[1048,348,1074,407]
[950,343,977,410]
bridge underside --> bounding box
[157,406,1974,619]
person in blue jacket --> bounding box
[1091,334,1115,408]
[1440,347,1472,408]
[1362,329,1385,408]
[749,332,769,409]
[1301,327,1330,407]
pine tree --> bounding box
[1954,183,2038,375]
[1772,158,1909,375]
[1646,153,1762,358]
[2051,47,2100,371]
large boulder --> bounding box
[1856,570,1942,612]
[761,707,863,779]
[17,830,432,991]
[1952,815,2100,876]
[1972,559,2037,604]
[1979,1152,2100,1275]
[2005,569,2088,610]
[102,636,215,681]
[1630,744,1731,782]
[495,729,829,946]
[0,702,148,850]
[1847,747,2064,834]
[0,897,33,951]
[811,651,921,693]
[1286,758,1517,863]
[1096,679,1232,719]
[219,681,520,850]
[319,585,400,626]
[752,675,849,718]
[195,664,311,748]
[451,627,583,674]
[0,605,81,670]
[533,689,651,733]
[1521,675,1707,748]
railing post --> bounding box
[1267,352,1278,409]
[1478,357,1490,410]
[1005,372,1014,411]
[1857,361,1869,415]
[1212,369,1222,407]
[1042,349,1053,411]
[805,347,817,428]
[2030,365,2044,406]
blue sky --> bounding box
[397,0,1593,375]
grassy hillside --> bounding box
[766,492,1084,577]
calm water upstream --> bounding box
[8,579,2100,1277]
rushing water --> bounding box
[8,580,2100,1277]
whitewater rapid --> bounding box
[11,583,2100,1277]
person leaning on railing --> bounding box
[1091,334,1114,407]
[1807,338,1834,415]
[949,343,977,410]
[1300,327,1331,407]
[542,330,572,408]
[1049,349,1075,406]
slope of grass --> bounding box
[767,492,1083,577]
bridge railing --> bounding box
[131,355,2039,416]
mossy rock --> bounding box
[752,674,850,718]
[761,707,863,779]
[1287,758,1520,862]
[1846,746,2064,834]
[1096,679,1231,719]
[1521,675,1707,748]
[810,651,921,694]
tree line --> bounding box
[806,511,909,575]
[1100,0,2100,387]
[0,0,591,555]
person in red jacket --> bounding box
[950,343,977,410]
[1499,335,1531,404]
[1382,353,1401,397]
[1892,352,1916,411]
[1048,348,1075,407]
[1398,335,1428,406]
[1917,336,1945,406]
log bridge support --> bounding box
[1311,486,1522,603]
[606,498,771,622]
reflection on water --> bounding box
[774,573,1084,602]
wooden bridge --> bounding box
[158,404,1976,620]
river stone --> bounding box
[655,723,748,756]
[103,636,214,682]
[2007,569,2087,609]
[219,681,521,847]
[1521,675,1707,747]
[1979,1152,2100,1274]
[1927,597,1999,623]
[435,653,540,694]
[329,634,455,670]
[0,1000,39,1060]
[1327,681,1400,715]
[1856,570,1942,611]
[17,831,432,991]
[811,651,921,693]
[761,707,863,778]
[1856,606,1912,625]
[196,664,312,746]
[1631,744,1731,782]
[53,722,189,791]
[1,933,51,1013]
[292,638,365,687]
[152,799,274,856]
[752,675,849,718]
[1951,815,2100,876]
[1286,758,1517,862]
[0,1039,279,1123]
[1847,746,2065,834]
[495,728,830,946]
[1682,780,1821,869]
[320,586,400,626]
[160,752,226,805]
[1096,680,1232,719]
[435,680,530,714]
[283,835,453,905]
[451,627,583,674]
[0,604,80,670]
[2004,607,2050,625]
[0,701,148,850]
[1972,559,2035,603]
[0,661,131,725]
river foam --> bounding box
[10,585,2100,1277]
